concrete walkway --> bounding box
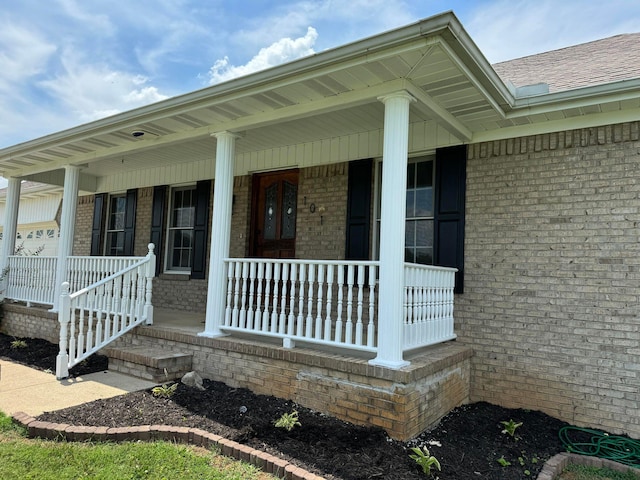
[0,360,156,416]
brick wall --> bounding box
[457,121,640,437]
[134,187,153,256]
[230,175,251,258]
[73,195,94,255]
[296,163,348,260]
[1,304,59,343]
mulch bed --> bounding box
[1,332,577,479]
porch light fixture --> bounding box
[131,131,145,138]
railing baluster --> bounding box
[335,266,344,343]
[255,262,264,331]
[239,262,248,329]
[279,263,289,335]
[324,264,334,341]
[355,265,364,346]
[225,261,234,326]
[271,263,280,334]
[232,261,241,328]
[345,265,354,344]
[297,264,305,337]
[315,265,324,339]
[289,263,298,336]
[367,265,376,347]
[263,262,272,332]
[247,262,256,330]
[305,264,314,338]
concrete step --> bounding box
[104,346,192,383]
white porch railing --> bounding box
[221,258,378,352]
[4,254,146,306]
[403,263,457,350]
[5,256,57,305]
[55,245,156,379]
[221,258,457,356]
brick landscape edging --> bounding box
[11,412,325,480]
[536,452,640,480]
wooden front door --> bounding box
[250,170,298,258]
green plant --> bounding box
[10,339,27,349]
[409,446,441,476]
[151,382,178,398]
[500,419,523,438]
[497,456,511,467]
[274,410,301,432]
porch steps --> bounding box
[104,346,193,383]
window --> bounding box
[375,156,435,266]
[105,194,126,255]
[166,186,196,272]
[405,159,434,264]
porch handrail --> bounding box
[403,262,457,351]
[55,244,156,379]
[220,258,378,353]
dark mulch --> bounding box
[1,332,576,479]
[0,332,108,377]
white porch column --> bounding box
[370,91,414,369]
[200,131,237,337]
[51,165,80,311]
[0,178,22,278]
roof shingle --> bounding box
[492,33,640,93]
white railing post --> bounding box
[144,243,155,325]
[56,282,71,379]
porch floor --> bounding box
[152,308,205,335]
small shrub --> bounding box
[151,383,178,398]
[500,419,523,438]
[274,410,301,432]
[10,339,28,349]
[409,446,441,476]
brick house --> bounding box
[1,12,639,440]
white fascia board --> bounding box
[472,107,640,144]
[507,79,640,118]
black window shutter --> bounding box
[90,193,106,256]
[191,180,211,279]
[123,188,137,256]
[150,185,167,275]
[434,145,467,294]
[345,159,373,260]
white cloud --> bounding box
[38,50,168,122]
[208,26,318,84]
[0,23,56,91]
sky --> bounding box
[0,0,639,154]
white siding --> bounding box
[96,119,462,191]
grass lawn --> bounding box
[0,411,275,480]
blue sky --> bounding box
[1,0,639,151]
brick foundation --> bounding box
[113,326,472,441]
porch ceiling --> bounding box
[0,11,637,184]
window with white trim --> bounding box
[375,156,435,265]
[105,194,126,255]
[166,186,196,272]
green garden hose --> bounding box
[559,426,640,468]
